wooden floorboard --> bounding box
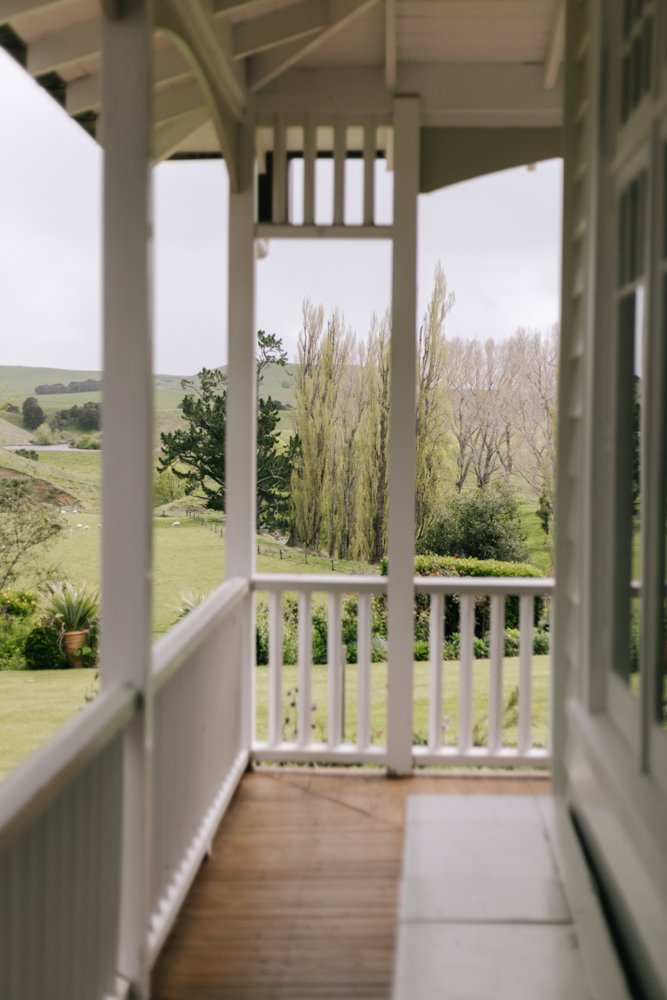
[151,768,550,1000]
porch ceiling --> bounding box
[1,0,563,163]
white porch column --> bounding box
[100,2,154,995]
[226,119,256,579]
[387,96,420,775]
[226,119,256,749]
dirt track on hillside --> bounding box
[0,467,79,507]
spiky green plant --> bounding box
[44,582,100,633]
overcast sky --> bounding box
[0,48,562,376]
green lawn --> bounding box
[255,655,549,749]
[0,670,96,781]
[0,655,549,780]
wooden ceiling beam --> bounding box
[0,0,73,22]
[544,0,565,90]
[249,0,381,92]
[67,43,190,115]
[26,16,98,75]
[153,106,209,161]
[233,0,327,59]
[385,0,396,91]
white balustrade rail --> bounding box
[149,576,250,962]
[0,684,137,1000]
[253,574,389,764]
[0,576,251,999]
[252,573,554,769]
[413,576,554,767]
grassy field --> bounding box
[0,655,549,780]
[255,656,549,750]
[0,670,95,781]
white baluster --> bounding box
[488,593,505,753]
[357,594,372,750]
[428,592,444,751]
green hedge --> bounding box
[381,553,548,639]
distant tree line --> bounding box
[50,401,101,432]
[35,379,102,395]
[20,397,101,433]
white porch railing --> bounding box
[0,571,552,998]
[0,576,249,1000]
[148,576,250,962]
[252,574,554,769]
[0,684,135,1000]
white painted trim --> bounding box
[255,223,394,239]
[0,0,69,18]
[233,0,327,59]
[156,0,245,188]
[385,0,396,92]
[147,748,249,965]
[27,16,99,76]
[253,572,387,593]
[253,573,552,595]
[413,747,550,768]
[537,797,631,1000]
[248,0,381,92]
[67,45,191,116]
[386,95,419,776]
[254,64,562,126]
[0,684,136,852]
[544,0,566,91]
[567,700,667,893]
[226,117,257,577]
[153,106,209,162]
[252,744,387,765]
[152,578,249,690]
[100,4,154,992]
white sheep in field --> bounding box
[172,521,180,527]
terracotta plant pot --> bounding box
[62,629,89,668]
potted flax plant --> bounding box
[45,582,100,668]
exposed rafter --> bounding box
[544,0,565,90]
[385,0,396,92]
[153,79,206,122]
[232,0,327,60]
[153,106,209,162]
[0,0,74,21]
[249,0,381,93]
[26,16,98,75]
[67,44,191,115]
[213,0,280,14]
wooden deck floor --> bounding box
[151,768,550,1000]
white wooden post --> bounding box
[387,96,420,775]
[100,2,154,995]
[226,118,256,751]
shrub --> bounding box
[382,553,547,644]
[413,639,429,661]
[419,482,528,563]
[473,635,490,658]
[504,628,520,657]
[533,627,550,655]
[24,625,67,670]
[0,589,38,618]
[0,615,34,669]
[14,449,38,461]
[255,597,298,665]
[75,434,101,450]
